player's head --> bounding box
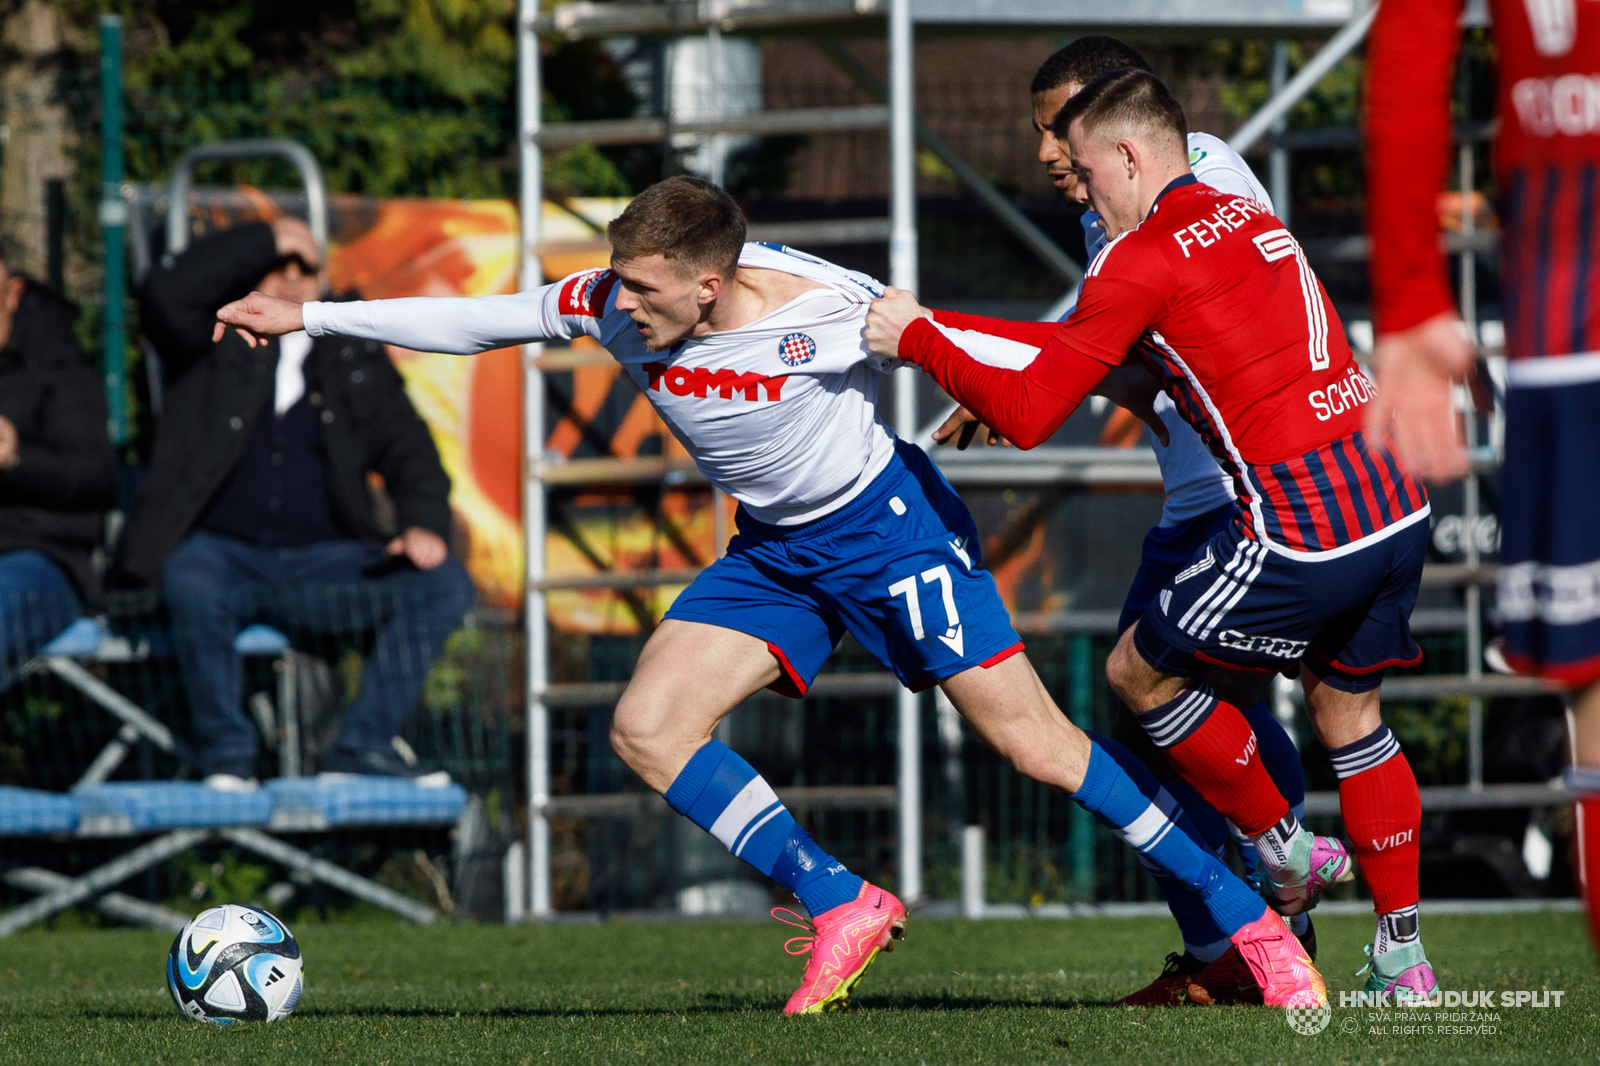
[1031,37,1152,198]
[607,176,746,351]
[251,216,320,300]
[1052,68,1189,240]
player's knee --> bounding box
[609,692,667,769]
[1104,637,1143,702]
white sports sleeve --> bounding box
[928,323,1042,369]
[302,268,618,354]
[1187,132,1274,214]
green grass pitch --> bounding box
[0,911,1594,1064]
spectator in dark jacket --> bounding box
[119,217,474,790]
[0,250,115,688]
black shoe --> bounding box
[319,746,451,788]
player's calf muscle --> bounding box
[941,655,1092,791]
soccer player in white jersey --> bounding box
[215,176,1324,1013]
[933,38,1327,1006]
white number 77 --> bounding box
[888,565,960,640]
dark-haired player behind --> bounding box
[867,69,1438,1000]
[1364,0,1600,957]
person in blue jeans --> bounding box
[117,217,473,790]
[0,248,115,689]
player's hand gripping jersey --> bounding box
[303,243,900,526]
[901,177,1429,557]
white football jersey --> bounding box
[1079,132,1266,527]
[303,243,901,525]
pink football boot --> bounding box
[1229,906,1327,1008]
[774,882,907,1014]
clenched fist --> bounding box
[864,287,931,361]
[1365,313,1476,483]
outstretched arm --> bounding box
[1362,0,1474,481]
[215,269,619,354]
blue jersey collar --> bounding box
[1148,173,1199,217]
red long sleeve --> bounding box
[1364,0,1464,336]
[899,316,1114,449]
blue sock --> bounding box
[663,740,863,917]
[1097,735,1232,956]
[1073,734,1264,939]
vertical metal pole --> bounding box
[46,179,65,292]
[889,0,922,904]
[1459,123,1484,791]
[1068,635,1095,899]
[889,0,918,299]
[1269,41,1290,227]
[705,25,726,187]
[98,16,126,446]
[960,824,985,918]
[519,0,552,918]
[1271,673,1299,749]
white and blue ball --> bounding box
[167,904,303,1023]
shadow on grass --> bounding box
[79,995,1118,1022]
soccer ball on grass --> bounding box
[167,904,303,1023]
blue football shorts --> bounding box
[1499,376,1600,685]
[665,440,1024,696]
[1117,503,1238,636]
[1133,512,1429,692]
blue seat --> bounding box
[41,617,106,657]
[267,778,466,830]
[0,786,79,834]
[234,624,291,656]
[73,782,272,836]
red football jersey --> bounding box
[902,178,1427,555]
[1366,0,1600,355]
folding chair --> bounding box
[31,618,303,785]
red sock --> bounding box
[1165,699,1290,837]
[1340,751,1421,914]
[1579,794,1600,954]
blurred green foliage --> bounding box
[47,0,650,203]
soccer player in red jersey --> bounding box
[866,69,1438,998]
[1016,37,1327,1007]
[1364,0,1600,954]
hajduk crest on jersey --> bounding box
[778,332,818,367]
